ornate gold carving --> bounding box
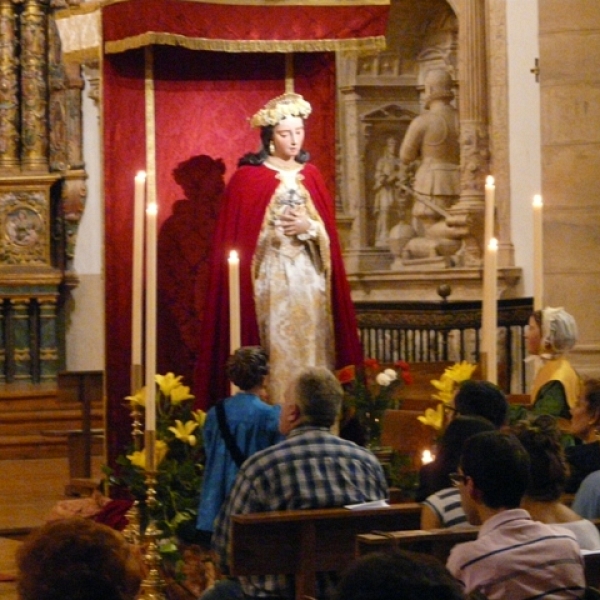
[48,13,68,171]
[20,0,49,171]
[0,188,48,265]
[0,0,19,169]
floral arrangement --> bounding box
[337,358,412,447]
[417,361,478,431]
[104,373,206,546]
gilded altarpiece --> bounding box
[0,0,86,383]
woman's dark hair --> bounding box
[335,549,465,600]
[513,414,567,502]
[238,124,310,166]
[454,380,509,428]
[426,416,496,492]
[226,346,269,391]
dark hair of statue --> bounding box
[513,414,567,502]
[226,346,269,391]
[460,431,530,509]
[238,124,310,167]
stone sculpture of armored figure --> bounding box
[398,69,461,264]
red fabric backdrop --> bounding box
[103,47,335,463]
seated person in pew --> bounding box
[16,517,144,600]
[566,378,600,493]
[572,471,600,520]
[447,431,585,600]
[417,380,508,503]
[335,548,468,600]
[204,366,389,600]
[514,414,600,551]
[419,416,496,528]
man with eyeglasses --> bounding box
[446,431,585,600]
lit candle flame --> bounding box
[422,449,434,464]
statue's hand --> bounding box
[280,210,310,236]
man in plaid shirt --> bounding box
[207,366,389,600]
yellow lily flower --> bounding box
[126,440,168,469]
[155,372,183,396]
[417,403,445,431]
[444,361,477,384]
[430,375,456,405]
[125,386,146,408]
[169,384,194,405]
[192,409,207,427]
[168,419,199,446]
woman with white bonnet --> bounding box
[525,306,580,419]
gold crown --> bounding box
[249,93,312,128]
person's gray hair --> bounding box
[294,367,343,427]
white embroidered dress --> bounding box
[252,162,334,405]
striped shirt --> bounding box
[212,425,389,599]
[422,487,468,528]
[446,509,585,600]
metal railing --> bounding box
[355,297,533,393]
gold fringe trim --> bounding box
[105,33,386,55]
[101,0,387,5]
[177,0,389,4]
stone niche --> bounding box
[337,0,522,302]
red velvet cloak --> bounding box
[194,163,363,409]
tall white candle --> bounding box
[145,200,158,433]
[132,171,146,368]
[486,238,498,384]
[484,176,495,248]
[228,250,241,353]
[533,194,544,311]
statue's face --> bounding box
[271,116,305,161]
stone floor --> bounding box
[0,457,104,600]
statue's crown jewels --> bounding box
[250,93,312,128]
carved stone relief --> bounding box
[338,0,520,299]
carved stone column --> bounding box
[449,0,489,266]
[0,0,19,170]
[20,0,49,172]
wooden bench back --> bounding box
[230,503,421,600]
[356,520,600,588]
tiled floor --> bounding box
[0,457,104,600]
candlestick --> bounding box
[485,238,498,384]
[484,175,495,249]
[145,200,158,433]
[132,171,146,386]
[533,194,544,311]
[228,250,241,353]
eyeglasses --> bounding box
[449,472,468,487]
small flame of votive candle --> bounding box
[422,449,435,464]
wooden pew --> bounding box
[229,503,421,600]
[356,520,600,588]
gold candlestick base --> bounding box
[137,468,166,600]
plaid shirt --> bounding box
[212,425,389,598]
